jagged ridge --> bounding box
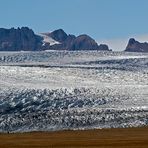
[0,27,110,51]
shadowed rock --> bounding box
[49,32,110,51]
[125,38,148,52]
[47,29,68,42]
[0,27,42,51]
[68,34,99,50]
[0,27,110,51]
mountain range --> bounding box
[0,27,109,51]
[0,27,148,52]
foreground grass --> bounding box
[0,127,148,148]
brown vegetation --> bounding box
[0,127,148,148]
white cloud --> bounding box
[97,34,148,51]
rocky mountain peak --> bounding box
[128,38,136,44]
[0,27,110,51]
[48,29,68,42]
[125,38,148,52]
[0,27,42,51]
[69,34,99,50]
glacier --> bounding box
[0,50,148,133]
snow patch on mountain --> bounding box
[38,33,60,46]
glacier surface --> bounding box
[0,51,148,132]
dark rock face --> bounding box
[49,31,110,51]
[0,27,42,51]
[0,27,110,51]
[125,38,148,52]
[98,44,109,51]
[69,34,99,50]
[47,29,68,42]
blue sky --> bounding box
[0,0,148,50]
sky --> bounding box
[0,0,148,50]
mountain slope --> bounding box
[0,27,42,51]
[45,29,110,50]
[0,27,110,51]
[125,38,148,52]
